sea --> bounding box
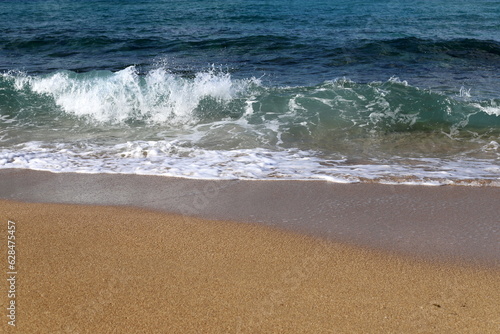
[1,0,499,186]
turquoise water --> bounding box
[0,0,499,184]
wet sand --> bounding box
[0,169,498,265]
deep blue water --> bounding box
[2,0,500,92]
[0,0,499,184]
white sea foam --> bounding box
[13,66,259,125]
[474,103,500,116]
[0,141,498,186]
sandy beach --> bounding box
[2,0,500,332]
[0,170,499,333]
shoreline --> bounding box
[0,168,498,267]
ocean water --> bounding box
[0,0,499,185]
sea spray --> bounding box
[7,66,259,125]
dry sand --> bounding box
[0,200,499,333]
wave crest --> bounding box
[1,70,498,138]
[8,66,258,125]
